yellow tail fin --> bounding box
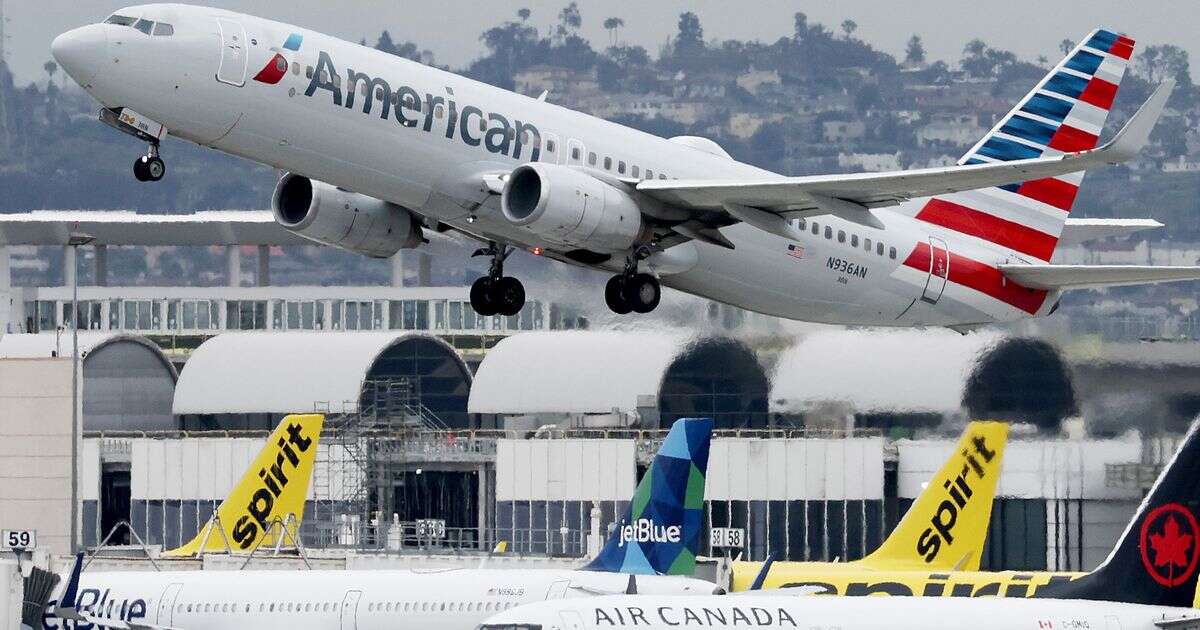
[862,420,1008,571]
[163,414,323,556]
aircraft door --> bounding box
[546,580,570,600]
[215,19,248,86]
[155,583,183,626]
[559,610,586,630]
[921,236,950,304]
[566,139,585,167]
[339,590,362,630]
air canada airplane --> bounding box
[52,7,1200,325]
[730,421,1009,589]
[45,418,718,630]
[479,420,1200,630]
[734,418,1200,599]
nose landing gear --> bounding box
[132,144,165,182]
[469,242,526,317]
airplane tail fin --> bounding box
[583,417,713,576]
[1036,419,1200,607]
[909,29,1134,263]
[862,421,1008,571]
[162,414,323,556]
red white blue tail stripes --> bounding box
[912,29,1133,265]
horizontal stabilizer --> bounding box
[1156,618,1200,630]
[1059,218,1163,245]
[1000,264,1200,290]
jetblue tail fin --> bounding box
[911,29,1134,262]
[583,417,713,576]
[1037,419,1200,607]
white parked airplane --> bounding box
[42,419,719,630]
[474,418,1200,630]
[51,6,1200,325]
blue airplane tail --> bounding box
[583,417,713,575]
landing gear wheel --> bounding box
[491,276,526,317]
[605,275,632,315]
[622,273,661,314]
[470,277,498,316]
[133,155,165,182]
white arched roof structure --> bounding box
[0,332,178,376]
[771,329,1004,414]
[468,331,692,415]
[173,332,470,415]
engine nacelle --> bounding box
[271,173,422,258]
[500,163,647,253]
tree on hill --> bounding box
[840,19,858,40]
[905,35,925,66]
[1059,39,1075,56]
[603,17,624,47]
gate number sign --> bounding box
[710,527,745,548]
[1,529,36,549]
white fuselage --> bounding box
[60,4,1061,326]
[42,568,714,630]
[481,594,1194,630]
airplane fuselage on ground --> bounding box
[481,594,1196,630]
[43,569,713,630]
[53,5,1189,326]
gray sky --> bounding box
[10,1,1200,85]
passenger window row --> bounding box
[177,601,338,614]
[365,600,518,613]
[797,218,897,260]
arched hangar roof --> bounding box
[468,331,690,415]
[173,332,471,415]
[0,332,179,431]
[770,329,1003,414]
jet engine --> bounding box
[271,173,423,258]
[500,163,648,253]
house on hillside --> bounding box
[916,113,986,148]
[822,120,866,144]
[513,65,600,98]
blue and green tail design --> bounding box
[584,417,713,575]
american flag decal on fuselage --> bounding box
[898,29,1133,315]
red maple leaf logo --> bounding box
[1140,503,1200,587]
[1150,516,1194,574]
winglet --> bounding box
[748,552,777,591]
[1104,80,1174,162]
[54,553,85,619]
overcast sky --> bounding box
[11,1,1200,85]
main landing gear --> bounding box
[605,254,661,315]
[469,242,526,317]
[132,143,165,182]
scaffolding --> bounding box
[308,376,492,551]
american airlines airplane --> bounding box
[474,419,1200,630]
[51,6,1200,325]
[43,418,719,630]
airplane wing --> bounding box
[999,264,1200,290]
[1058,218,1163,246]
[635,82,1171,219]
[1154,618,1200,630]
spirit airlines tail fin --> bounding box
[163,414,323,556]
[583,417,713,576]
[1036,419,1200,607]
[862,421,1008,571]
[908,29,1134,263]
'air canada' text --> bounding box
[304,51,542,162]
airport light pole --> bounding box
[67,231,94,553]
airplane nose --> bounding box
[51,24,109,87]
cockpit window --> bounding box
[104,14,136,26]
[152,22,175,36]
[133,18,154,35]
